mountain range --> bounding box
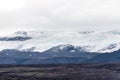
[0,30,120,53]
[0,30,120,64]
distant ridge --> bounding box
[0,48,120,64]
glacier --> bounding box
[0,30,120,53]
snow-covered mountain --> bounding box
[0,30,120,53]
[45,44,91,53]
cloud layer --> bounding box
[0,0,120,35]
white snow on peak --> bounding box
[0,30,120,53]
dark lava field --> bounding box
[0,63,120,80]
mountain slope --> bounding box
[1,48,120,64]
[0,49,98,64]
[85,50,120,63]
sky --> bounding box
[0,0,120,35]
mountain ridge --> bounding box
[0,30,120,53]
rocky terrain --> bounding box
[0,63,120,80]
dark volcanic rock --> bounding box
[0,36,31,41]
[0,63,119,80]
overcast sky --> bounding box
[0,0,120,35]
